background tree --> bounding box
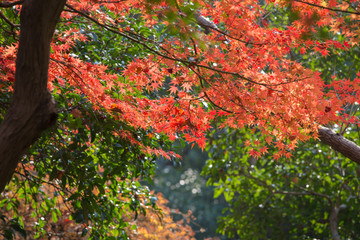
[203,128,360,239]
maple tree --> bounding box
[1,0,360,238]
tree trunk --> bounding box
[0,0,66,192]
[329,205,340,240]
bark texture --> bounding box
[0,0,66,192]
[318,126,360,165]
[329,205,341,240]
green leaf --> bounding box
[52,211,58,223]
[213,188,224,199]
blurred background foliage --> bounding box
[149,143,227,239]
[203,128,360,239]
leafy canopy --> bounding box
[1,0,360,238]
[2,0,360,156]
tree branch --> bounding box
[294,0,360,15]
[0,10,19,27]
[0,0,24,8]
[318,126,360,165]
[0,10,19,40]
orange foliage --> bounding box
[1,0,360,158]
[0,179,199,240]
[126,193,197,240]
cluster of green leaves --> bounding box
[0,7,19,46]
[0,82,164,239]
[203,127,360,239]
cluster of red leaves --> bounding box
[2,0,360,159]
[276,0,360,45]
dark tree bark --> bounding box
[318,126,360,165]
[0,0,66,192]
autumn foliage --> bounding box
[1,0,360,238]
[1,0,360,160]
[0,178,197,239]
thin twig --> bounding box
[0,0,23,8]
[294,0,360,15]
